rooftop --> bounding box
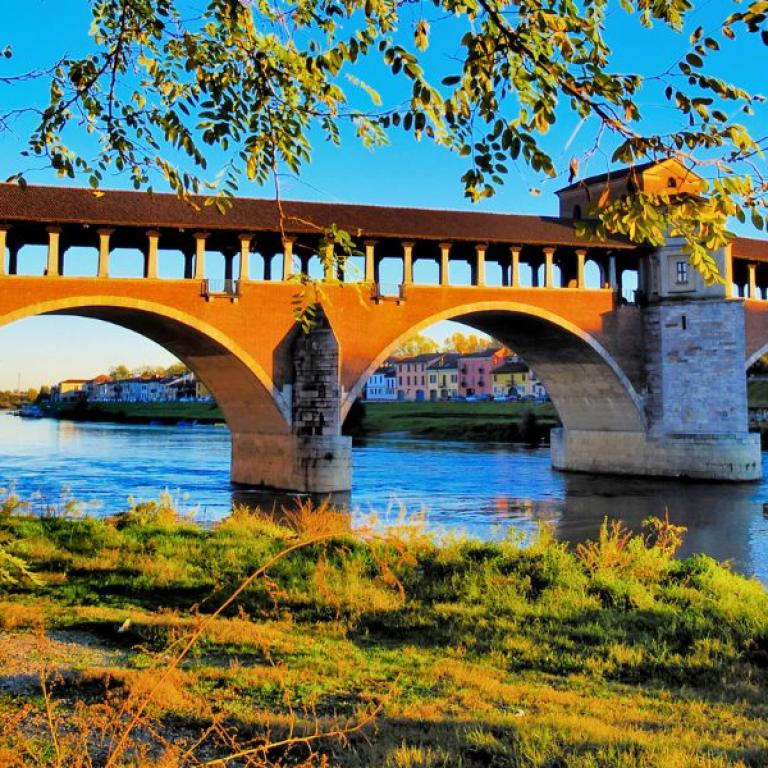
[0,183,635,249]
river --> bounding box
[2,413,768,583]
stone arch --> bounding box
[345,301,646,433]
[0,296,291,435]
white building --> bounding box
[364,366,397,401]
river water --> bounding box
[3,413,768,583]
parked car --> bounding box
[465,395,479,402]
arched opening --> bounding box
[0,297,290,450]
[109,248,146,279]
[13,244,47,276]
[584,260,603,289]
[413,258,439,284]
[449,259,472,286]
[346,303,645,435]
[61,246,99,277]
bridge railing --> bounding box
[371,282,406,304]
[201,279,239,299]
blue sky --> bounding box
[0,0,765,390]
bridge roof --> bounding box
[731,236,768,263]
[0,183,636,249]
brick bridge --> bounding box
[0,180,766,491]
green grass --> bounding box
[352,400,559,442]
[0,500,767,766]
[42,400,225,424]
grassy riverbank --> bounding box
[349,400,559,443]
[1,499,767,766]
[42,400,225,424]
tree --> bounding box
[393,334,439,357]
[109,364,131,379]
[164,362,189,377]
[442,332,495,354]
[6,0,768,281]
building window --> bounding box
[675,260,688,284]
[667,177,677,189]
[573,204,582,219]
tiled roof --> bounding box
[0,183,635,248]
[427,354,460,370]
[394,353,443,364]
[732,237,768,263]
[459,348,502,359]
[492,361,529,374]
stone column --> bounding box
[145,230,159,279]
[0,225,8,277]
[239,234,252,282]
[500,248,509,287]
[748,263,758,299]
[576,248,587,289]
[264,252,273,281]
[97,228,113,278]
[281,236,295,280]
[223,247,235,282]
[608,253,618,289]
[474,244,487,287]
[8,244,18,275]
[46,226,61,277]
[510,247,520,287]
[531,258,540,287]
[439,242,451,286]
[723,245,734,299]
[402,241,414,285]
[543,247,555,288]
[193,232,207,280]
[323,243,334,281]
[364,240,376,282]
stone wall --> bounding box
[644,298,749,435]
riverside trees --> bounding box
[5,0,768,279]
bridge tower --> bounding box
[552,159,761,481]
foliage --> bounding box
[441,332,495,354]
[394,334,439,358]
[1,501,768,765]
[3,0,768,278]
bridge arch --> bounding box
[0,296,291,435]
[344,301,647,433]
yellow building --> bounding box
[427,354,459,400]
[491,362,529,398]
[54,379,90,402]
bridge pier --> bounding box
[555,241,762,482]
[231,432,351,492]
[230,308,352,493]
[551,429,760,481]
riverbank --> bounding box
[1,500,767,766]
[348,400,559,443]
[41,399,224,424]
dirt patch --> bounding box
[0,630,130,695]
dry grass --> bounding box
[0,501,766,766]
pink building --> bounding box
[458,348,508,398]
[394,353,442,400]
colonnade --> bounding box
[0,223,643,295]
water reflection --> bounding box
[1,414,767,583]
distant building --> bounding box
[50,379,90,402]
[393,352,442,401]
[458,348,507,398]
[427,354,459,401]
[365,365,397,401]
[491,361,529,397]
